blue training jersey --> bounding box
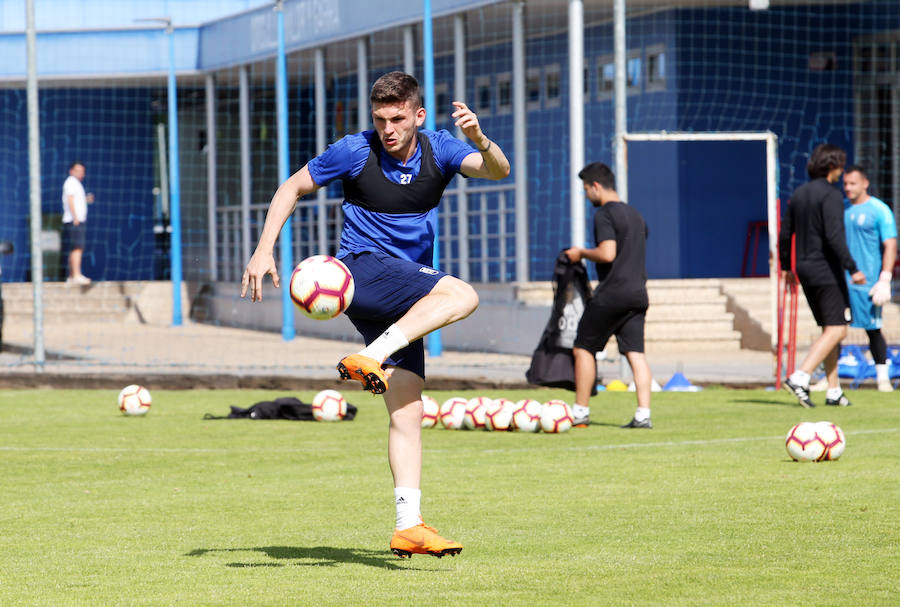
[307,129,474,264]
[844,196,897,285]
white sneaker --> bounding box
[877,379,894,392]
[73,274,91,285]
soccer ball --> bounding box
[511,399,542,432]
[484,398,515,431]
[289,255,354,320]
[540,399,574,433]
[118,384,151,416]
[815,421,846,461]
[439,397,468,430]
[785,421,827,462]
[463,396,491,430]
[421,394,440,429]
[311,389,347,422]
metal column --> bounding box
[239,65,251,280]
[568,0,585,246]
[357,38,368,130]
[205,73,218,281]
[404,25,415,76]
[315,48,328,255]
[512,2,528,281]
[453,14,469,282]
[614,0,628,202]
[25,0,45,367]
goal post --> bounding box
[620,131,784,364]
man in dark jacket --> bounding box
[779,144,865,407]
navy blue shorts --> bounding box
[62,222,86,252]
[339,250,447,379]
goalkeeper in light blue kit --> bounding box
[843,165,898,392]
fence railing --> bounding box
[214,180,518,284]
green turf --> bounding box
[1,386,897,606]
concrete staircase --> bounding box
[515,278,743,351]
[1,281,190,326]
[720,277,900,350]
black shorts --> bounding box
[339,250,447,379]
[799,281,852,327]
[62,222,86,252]
[573,296,647,355]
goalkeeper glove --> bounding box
[869,271,893,306]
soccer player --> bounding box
[780,144,866,407]
[241,72,510,557]
[564,162,653,429]
[843,165,897,392]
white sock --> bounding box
[572,404,590,418]
[359,324,409,364]
[634,407,651,422]
[394,487,422,531]
[826,387,843,400]
[876,364,889,382]
[789,370,810,388]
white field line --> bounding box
[0,428,897,455]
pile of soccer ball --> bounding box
[421,395,575,433]
[785,421,845,462]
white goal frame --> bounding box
[621,131,780,349]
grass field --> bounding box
[1,386,898,606]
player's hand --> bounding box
[564,247,583,263]
[869,271,892,305]
[241,250,279,302]
[451,101,488,149]
[850,270,867,285]
[781,270,797,285]
[86,193,95,204]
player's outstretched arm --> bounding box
[453,101,510,181]
[241,165,319,302]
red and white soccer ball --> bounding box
[421,394,440,429]
[814,421,846,461]
[484,398,515,432]
[289,255,354,320]
[463,396,491,430]
[439,397,468,430]
[311,389,347,422]
[785,421,845,462]
[540,399,574,433]
[511,399,542,432]
[118,384,152,416]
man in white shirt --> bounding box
[62,161,94,285]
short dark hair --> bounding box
[578,162,616,191]
[69,160,84,170]
[807,144,846,179]
[844,164,868,179]
[370,71,423,108]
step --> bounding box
[645,303,731,321]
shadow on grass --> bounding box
[185,546,434,571]
[733,397,793,406]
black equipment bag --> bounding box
[525,251,596,394]
[204,396,358,421]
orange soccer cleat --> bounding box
[390,523,463,559]
[336,353,388,394]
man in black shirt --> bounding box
[779,144,865,407]
[565,163,653,428]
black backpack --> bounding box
[525,251,596,394]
